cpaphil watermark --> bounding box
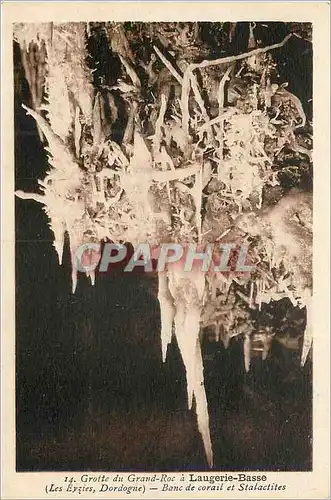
[72,242,256,277]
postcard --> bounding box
[1,2,330,499]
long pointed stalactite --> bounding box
[14,21,313,468]
[167,269,214,467]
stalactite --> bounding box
[194,337,214,468]
[168,269,214,467]
[89,269,96,287]
[301,297,312,367]
[175,312,214,467]
[244,332,252,372]
[157,273,175,363]
[174,301,200,409]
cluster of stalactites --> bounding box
[14,23,312,470]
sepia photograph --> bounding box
[12,19,315,474]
